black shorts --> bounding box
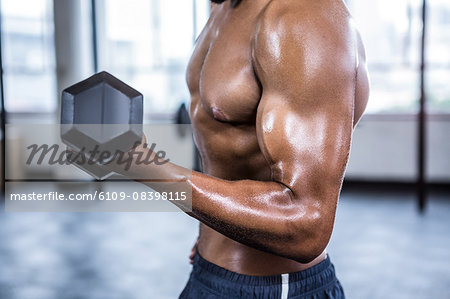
[179,251,345,299]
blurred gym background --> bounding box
[0,0,449,298]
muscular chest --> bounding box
[187,5,262,123]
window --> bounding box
[95,0,210,115]
[347,0,450,114]
[426,0,450,113]
[1,0,57,113]
[347,0,423,113]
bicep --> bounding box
[253,14,357,202]
[256,90,353,203]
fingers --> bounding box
[189,239,199,264]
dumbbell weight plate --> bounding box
[60,71,143,179]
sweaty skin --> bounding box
[110,0,369,276]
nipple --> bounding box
[211,106,228,122]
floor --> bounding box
[0,187,449,299]
[328,187,450,299]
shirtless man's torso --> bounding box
[186,0,369,276]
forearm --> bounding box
[108,148,325,262]
[188,173,323,261]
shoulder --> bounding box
[256,0,351,34]
[254,0,355,58]
[252,0,357,81]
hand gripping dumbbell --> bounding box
[60,71,143,180]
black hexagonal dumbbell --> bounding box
[60,71,143,180]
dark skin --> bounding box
[106,0,369,276]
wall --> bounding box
[346,116,450,183]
